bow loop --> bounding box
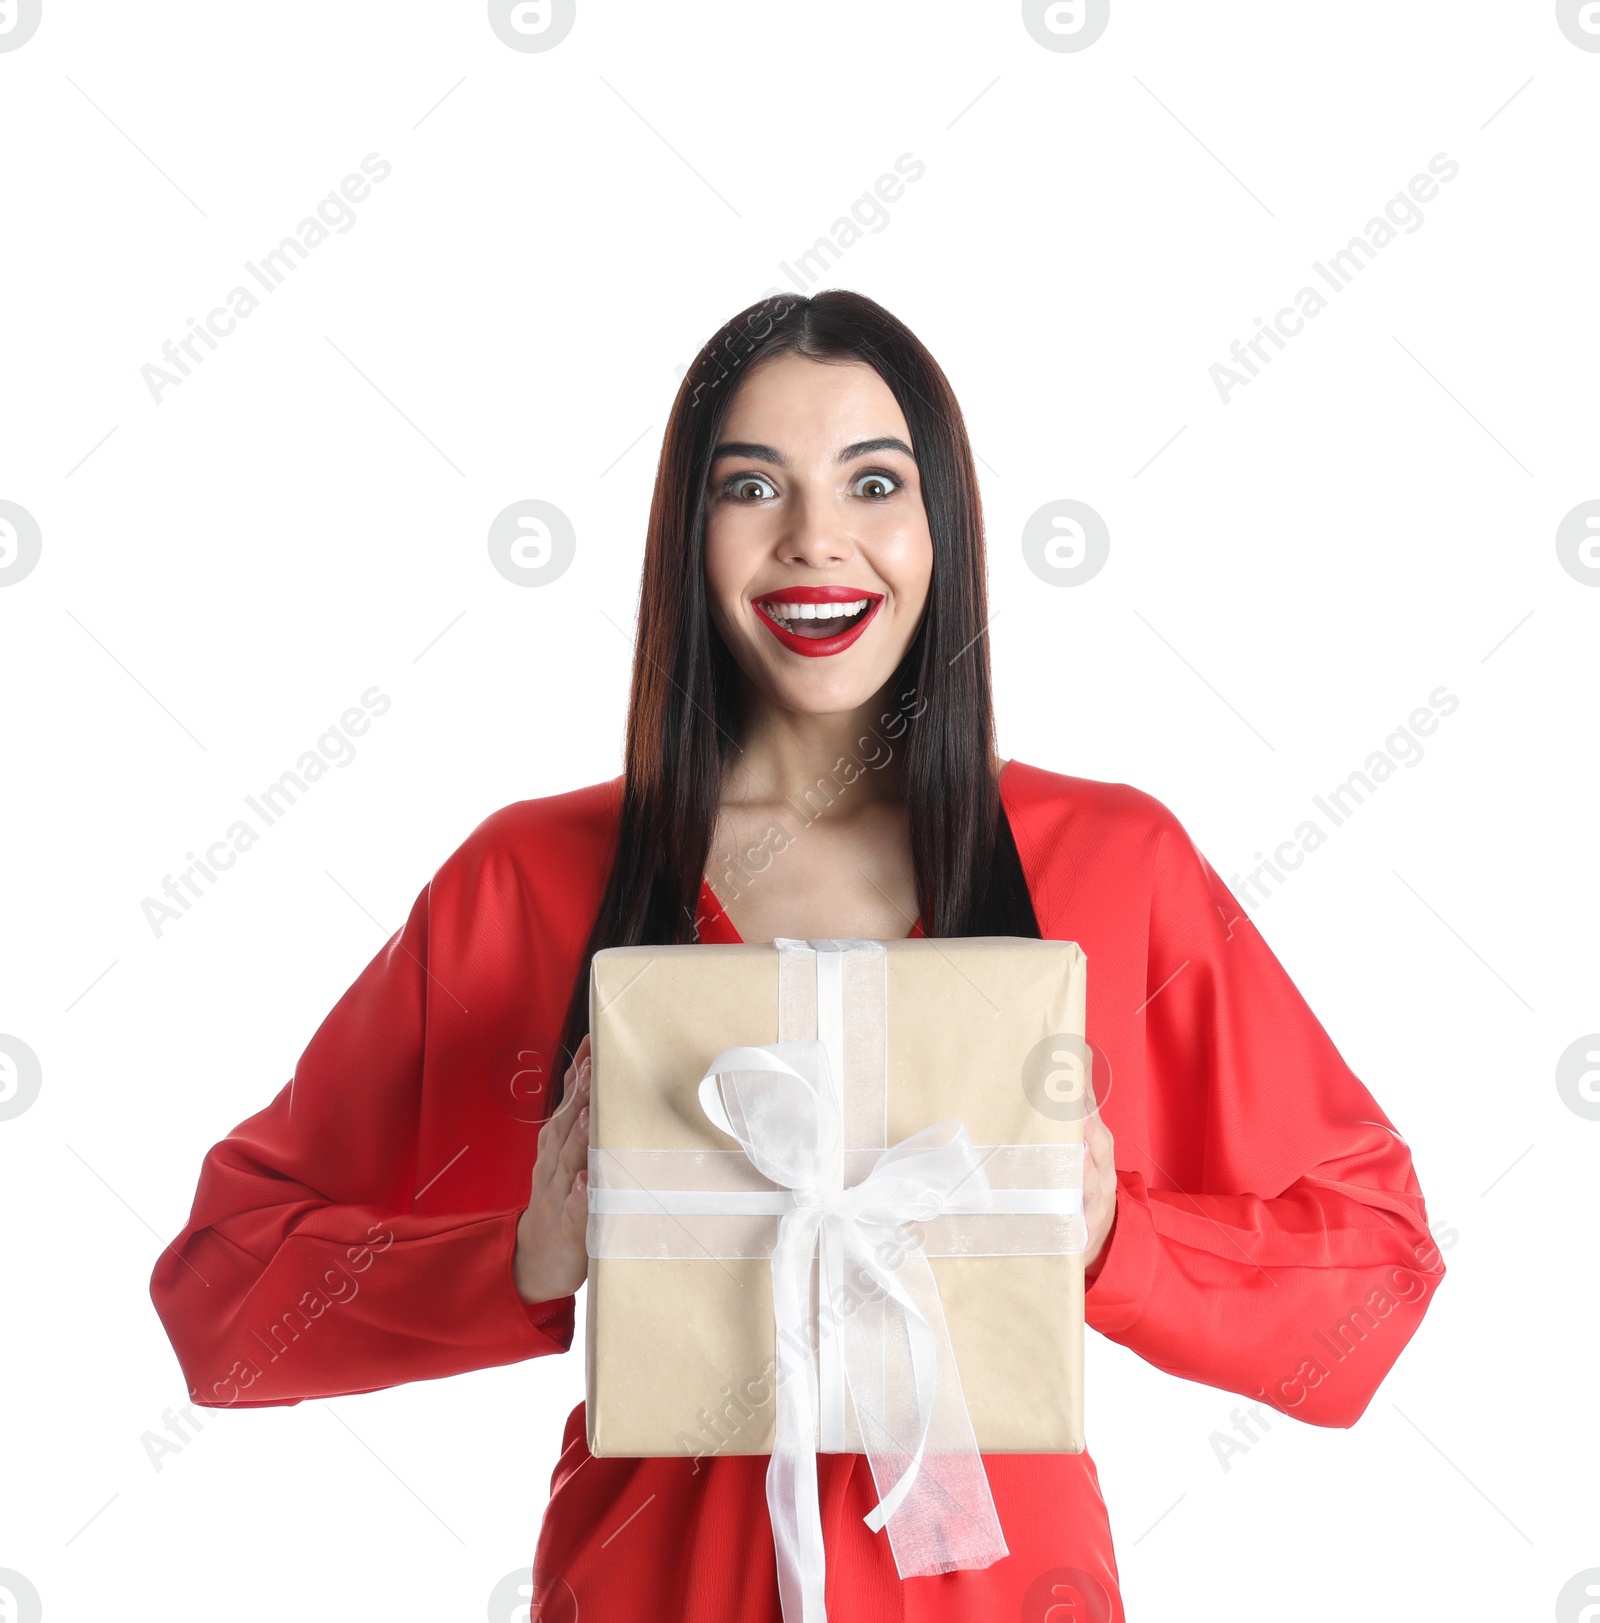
[697,1040,840,1192]
[850,1119,991,1228]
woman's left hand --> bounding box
[1081,1074,1118,1282]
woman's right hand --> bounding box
[512,1033,591,1305]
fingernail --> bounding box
[577,1169,588,1190]
[577,1105,589,1129]
[579,1057,592,1086]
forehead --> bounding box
[721,353,909,443]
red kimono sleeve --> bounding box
[1082,808,1446,1427]
[149,868,572,1409]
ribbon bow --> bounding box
[698,1040,1009,1623]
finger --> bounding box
[1091,1116,1115,1171]
[1086,1135,1114,1194]
[1083,1110,1109,1162]
[556,1040,590,1111]
[1091,1158,1118,1216]
[564,1047,592,1128]
[535,1117,578,1196]
[535,1056,589,1186]
[556,1102,590,1185]
[1091,1180,1117,1240]
[553,1032,591,1105]
[541,1093,590,1197]
[561,1168,590,1243]
[1088,1139,1113,1188]
[551,1044,592,1125]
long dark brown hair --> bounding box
[555,290,1035,1087]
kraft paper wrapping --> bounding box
[584,936,1087,1459]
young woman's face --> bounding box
[703,352,934,717]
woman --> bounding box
[151,291,1445,1622]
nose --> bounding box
[778,489,855,569]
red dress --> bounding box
[150,761,1445,1622]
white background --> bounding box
[1,2,1596,1619]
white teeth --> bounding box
[763,598,870,622]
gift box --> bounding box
[584,936,1089,1462]
[584,935,1091,1612]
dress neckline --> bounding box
[688,759,1019,944]
[695,877,926,944]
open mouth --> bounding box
[751,586,885,658]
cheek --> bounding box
[875,516,934,606]
[702,519,754,631]
[701,516,732,594]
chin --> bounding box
[764,667,888,718]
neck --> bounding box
[721,682,909,812]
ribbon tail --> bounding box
[767,1208,830,1623]
[839,1235,1009,1579]
[857,1301,936,1534]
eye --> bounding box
[851,469,900,500]
[721,473,777,502]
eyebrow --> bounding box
[708,435,916,469]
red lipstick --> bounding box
[750,585,884,658]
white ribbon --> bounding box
[588,938,1086,1623]
[697,1038,1014,1621]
